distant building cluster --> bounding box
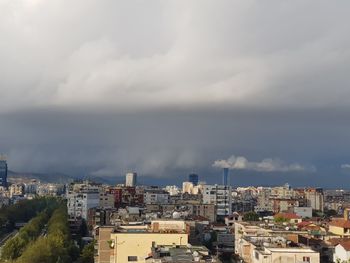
[5,163,350,262]
[0,159,66,206]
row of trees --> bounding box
[0,197,59,237]
[14,206,80,263]
[1,211,50,261]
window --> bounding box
[303,256,310,262]
[255,251,259,259]
[128,256,137,261]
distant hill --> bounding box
[8,170,75,184]
[7,170,122,185]
[8,171,180,186]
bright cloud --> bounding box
[213,155,314,173]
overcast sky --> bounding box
[1,0,350,187]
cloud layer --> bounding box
[1,1,350,112]
[0,1,350,186]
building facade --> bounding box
[305,188,324,212]
[126,172,137,187]
[203,184,232,217]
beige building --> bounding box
[95,220,189,263]
[110,231,188,262]
[9,183,24,197]
[182,181,203,195]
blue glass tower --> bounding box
[188,173,199,186]
[223,168,229,186]
[0,160,8,188]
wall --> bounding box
[111,233,188,263]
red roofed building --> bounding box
[329,208,350,237]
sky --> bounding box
[1,0,350,187]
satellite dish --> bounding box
[204,233,211,241]
[172,211,181,219]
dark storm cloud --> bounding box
[1,1,350,186]
[1,107,350,187]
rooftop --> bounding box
[148,245,215,263]
[329,219,350,228]
[244,236,314,252]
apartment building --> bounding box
[203,184,232,217]
[94,220,189,263]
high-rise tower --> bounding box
[0,158,8,188]
[125,172,137,187]
[188,173,199,186]
[222,168,229,186]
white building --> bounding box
[125,172,137,187]
[67,191,100,220]
[66,182,100,220]
[164,185,180,196]
[334,242,350,262]
[294,207,313,218]
[234,225,320,263]
[203,184,232,217]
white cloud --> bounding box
[213,155,314,172]
[341,164,350,169]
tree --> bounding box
[275,216,289,223]
[15,205,76,263]
[324,209,337,218]
[243,212,259,222]
[77,242,95,263]
[1,211,50,261]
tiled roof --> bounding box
[297,221,312,227]
[339,241,350,251]
[329,219,350,228]
[329,238,350,246]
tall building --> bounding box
[125,172,137,187]
[0,159,8,188]
[66,182,100,220]
[223,167,229,186]
[188,173,199,186]
[305,188,324,212]
[203,184,232,218]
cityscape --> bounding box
[1,1,350,263]
[1,158,350,262]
